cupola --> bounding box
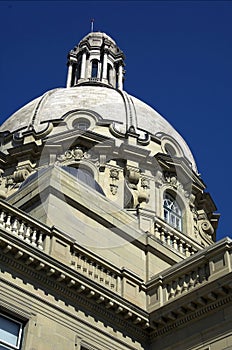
[66,32,125,90]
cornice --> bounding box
[150,288,232,339]
[0,234,149,341]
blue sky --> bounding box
[0,1,231,240]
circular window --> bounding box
[161,136,183,158]
[73,118,91,131]
[164,143,176,157]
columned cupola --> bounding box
[66,32,125,90]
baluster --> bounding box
[99,266,104,283]
[190,248,195,256]
[0,210,5,228]
[110,274,115,290]
[199,264,206,283]
[173,237,178,250]
[83,258,88,274]
[94,264,99,280]
[24,226,31,243]
[37,233,44,250]
[5,215,12,231]
[116,275,121,294]
[12,218,19,235]
[18,222,25,239]
[77,254,82,271]
[182,277,188,292]
[105,271,110,286]
[169,285,175,299]
[195,270,200,286]
[166,231,171,246]
[189,273,195,289]
[31,229,37,247]
[154,223,161,240]
[176,280,181,295]
[160,229,165,243]
[185,244,191,257]
[179,240,184,254]
[88,261,93,278]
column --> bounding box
[66,61,73,88]
[118,64,123,90]
[80,51,87,79]
[102,51,108,80]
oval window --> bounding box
[73,118,90,131]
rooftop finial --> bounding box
[91,18,94,32]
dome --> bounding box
[0,85,197,171]
[80,31,117,46]
[0,31,219,249]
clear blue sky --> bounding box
[0,1,231,240]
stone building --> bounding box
[0,31,231,350]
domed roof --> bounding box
[0,85,197,171]
[80,31,117,45]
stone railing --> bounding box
[152,217,202,257]
[147,238,232,311]
[0,200,50,251]
[88,77,100,82]
[0,199,145,307]
[165,261,210,300]
[71,251,121,294]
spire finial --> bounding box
[91,18,94,32]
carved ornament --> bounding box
[164,172,183,190]
[125,166,140,189]
[110,168,119,195]
[57,147,87,163]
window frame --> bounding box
[0,313,24,350]
[91,59,98,78]
[73,118,91,131]
[163,192,182,231]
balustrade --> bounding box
[147,239,232,311]
[72,253,119,293]
[165,262,210,300]
[0,205,45,250]
[153,219,200,257]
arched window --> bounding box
[163,193,182,230]
[91,60,98,78]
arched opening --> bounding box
[73,118,90,131]
[163,192,182,231]
[91,60,98,78]
[75,62,81,83]
[107,63,113,85]
[164,143,176,157]
[62,165,105,196]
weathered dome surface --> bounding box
[80,31,117,45]
[0,85,197,171]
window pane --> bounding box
[91,61,98,78]
[171,214,175,226]
[0,345,13,350]
[73,118,90,131]
[163,193,182,231]
[0,315,22,349]
[164,209,168,221]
